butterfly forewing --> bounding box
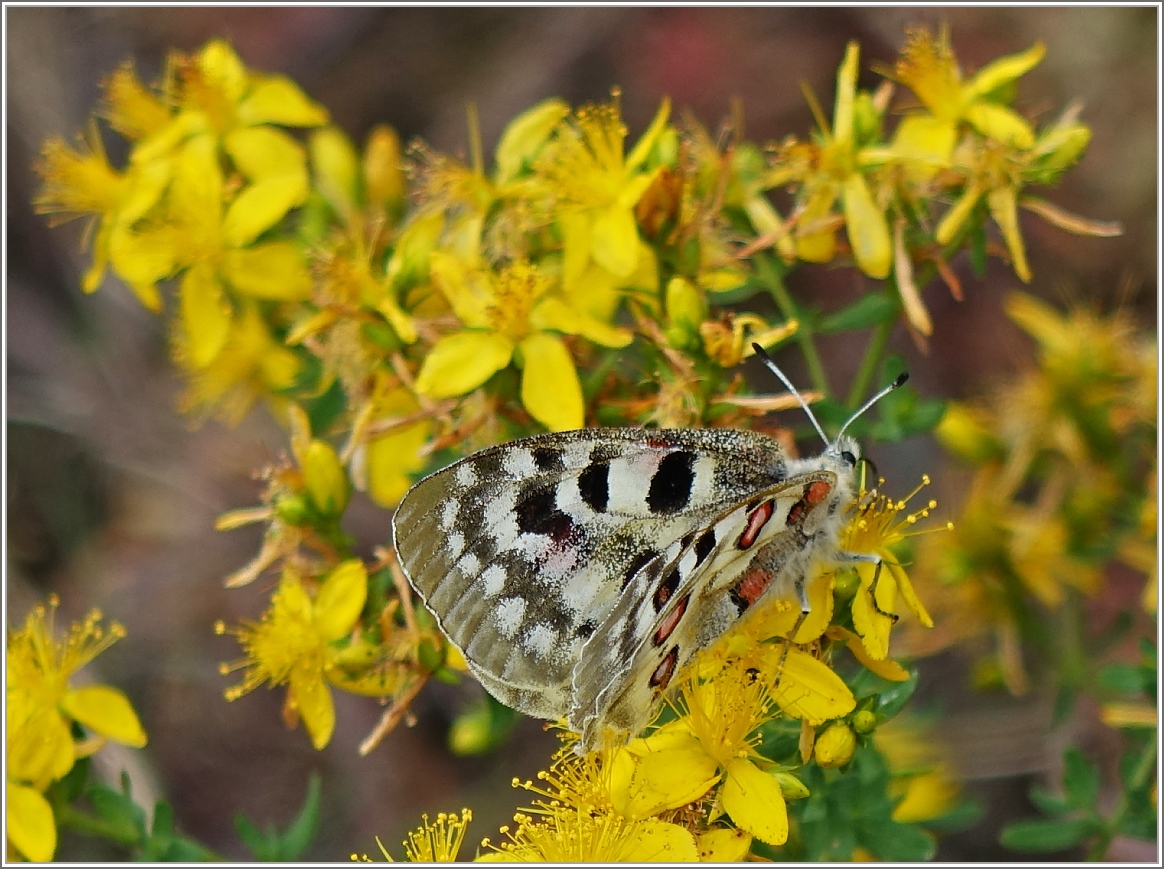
[392,427,794,720]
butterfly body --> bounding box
[392,425,863,752]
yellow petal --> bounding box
[170,133,223,224]
[518,333,584,431]
[842,173,891,279]
[697,827,752,862]
[366,420,431,508]
[289,664,335,750]
[197,39,247,106]
[309,126,360,218]
[889,561,933,628]
[108,223,174,307]
[591,205,640,277]
[987,185,1031,282]
[6,698,75,786]
[180,263,232,368]
[6,781,57,862]
[61,685,148,748]
[721,758,788,846]
[414,330,513,398]
[935,182,983,245]
[851,563,897,660]
[626,96,672,170]
[314,559,367,642]
[609,731,721,819]
[428,251,489,327]
[830,625,911,682]
[223,173,309,247]
[618,819,699,862]
[889,114,956,180]
[386,211,445,292]
[832,41,860,147]
[964,102,1036,149]
[964,41,1046,100]
[771,648,857,722]
[237,75,329,127]
[223,241,312,300]
[495,98,569,184]
[530,296,632,348]
[103,61,172,140]
[560,211,592,291]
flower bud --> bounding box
[814,722,857,768]
[363,125,406,213]
[852,709,878,734]
[664,277,707,351]
[304,440,350,516]
[775,771,811,800]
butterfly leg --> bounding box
[837,551,898,622]
[771,576,812,690]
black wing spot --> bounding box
[577,461,610,513]
[515,483,574,541]
[532,446,566,473]
[575,619,597,640]
[647,450,696,513]
[694,528,717,566]
[623,548,659,589]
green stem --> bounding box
[57,804,142,847]
[1086,736,1157,861]
[845,313,893,410]
[755,255,830,396]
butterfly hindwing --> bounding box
[569,471,839,748]
[392,427,793,720]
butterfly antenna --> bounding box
[751,343,830,448]
[835,372,910,442]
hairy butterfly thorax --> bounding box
[392,344,907,752]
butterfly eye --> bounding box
[841,450,857,467]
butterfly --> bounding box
[392,344,907,752]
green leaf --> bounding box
[857,818,936,861]
[817,292,898,334]
[1052,684,1078,728]
[1028,784,1070,816]
[234,773,321,861]
[85,775,147,844]
[1098,665,1145,697]
[1000,817,1097,852]
[1062,750,1100,810]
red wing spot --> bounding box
[737,499,775,549]
[731,567,774,611]
[653,594,689,646]
[786,498,807,526]
[805,480,832,507]
[649,645,680,690]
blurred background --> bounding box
[5,6,1157,861]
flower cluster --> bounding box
[912,293,1156,692]
[6,599,148,862]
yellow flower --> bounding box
[483,807,698,862]
[538,93,671,283]
[219,560,367,749]
[840,476,940,660]
[167,133,313,369]
[777,42,892,279]
[177,302,303,424]
[6,599,147,862]
[609,658,790,847]
[34,129,173,309]
[890,26,1044,167]
[414,257,631,431]
[395,809,473,861]
[874,716,960,823]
